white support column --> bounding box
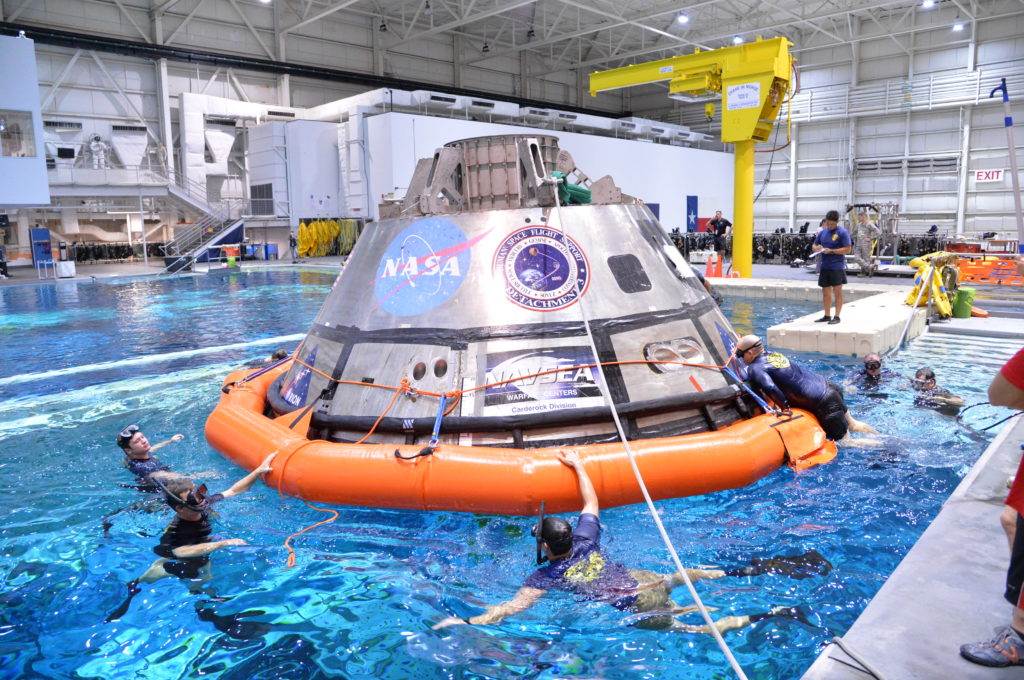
[154,58,175,180]
[519,52,529,99]
[789,121,798,228]
[274,0,290,107]
[138,188,148,265]
[955,105,971,235]
[453,34,464,89]
[848,36,859,206]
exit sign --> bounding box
[974,169,1004,182]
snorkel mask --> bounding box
[531,501,547,565]
[117,424,141,448]
[865,360,881,371]
[154,477,214,516]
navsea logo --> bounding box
[493,226,589,311]
[373,217,489,316]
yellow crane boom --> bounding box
[590,37,794,277]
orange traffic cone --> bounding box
[714,255,723,278]
[705,255,714,278]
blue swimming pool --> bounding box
[0,270,1010,679]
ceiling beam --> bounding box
[388,0,536,48]
[530,0,910,77]
[281,0,360,35]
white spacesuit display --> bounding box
[89,134,109,169]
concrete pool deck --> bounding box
[802,415,1024,680]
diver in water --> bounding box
[910,367,964,416]
[103,425,189,534]
[843,353,899,396]
[106,454,276,637]
[433,451,828,634]
[117,424,184,486]
[734,335,882,447]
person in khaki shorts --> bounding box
[434,450,827,633]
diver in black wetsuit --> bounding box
[734,335,882,446]
[843,353,899,396]
[117,424,184,487]
[106,454,276,637]
[911,367,965,417]
[102,425,188,534]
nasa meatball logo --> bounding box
[494,226,589,311]
[373,217,490,316]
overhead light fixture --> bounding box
[259,0,271,4]
[921,0,935,7]
[423,1,431,16]
[379,20,387,32]
[677,12,689,25]
[482,42,490,53]
[952,21,964,31]
[732,35,743,45]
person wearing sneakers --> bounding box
[961,347,1024,668]
[811,210,852,325]
[433,450,823,633]
[708,210,732,268]
[734,335,880,445]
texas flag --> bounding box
[686,196,698,232]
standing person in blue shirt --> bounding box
[433,451,823,633]
[811,210,852,325]
[734,335,879,446]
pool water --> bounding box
[0,271,1012,680]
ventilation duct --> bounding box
[110,125,148,168]
[204,121,237,176]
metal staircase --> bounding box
[161,175,247,274]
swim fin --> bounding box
[105,580,142,622]
[196,607,271,640]
[726,549,833,580]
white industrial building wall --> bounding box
[12,0,608,115]
[365,112,733,229]
[0,35,49,206]
[747,7,1024,235]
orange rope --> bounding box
[353,378,411,445]
[274,441,341,568]
[286,356,733,399]
[282,500,339,568]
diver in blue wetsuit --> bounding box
[734,335,880,445]
[433,451,824,633]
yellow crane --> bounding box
[590,37,794,278]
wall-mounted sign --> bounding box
[726,82,760,110]
[974,169,1004,183]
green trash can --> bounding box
[952,286,975,318]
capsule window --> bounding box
[642,338,705,374]
[607,254,652,294]
[413,362,427,380]
[434,358,448,378]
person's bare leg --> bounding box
[670,615,752,635]
[834,286,844,317]
[838,433,885,448]
[668,568,726,588]
[846,411,879,434]
[1003,507,1019,555]
[138,558,172,584]
[822,288,833,317]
